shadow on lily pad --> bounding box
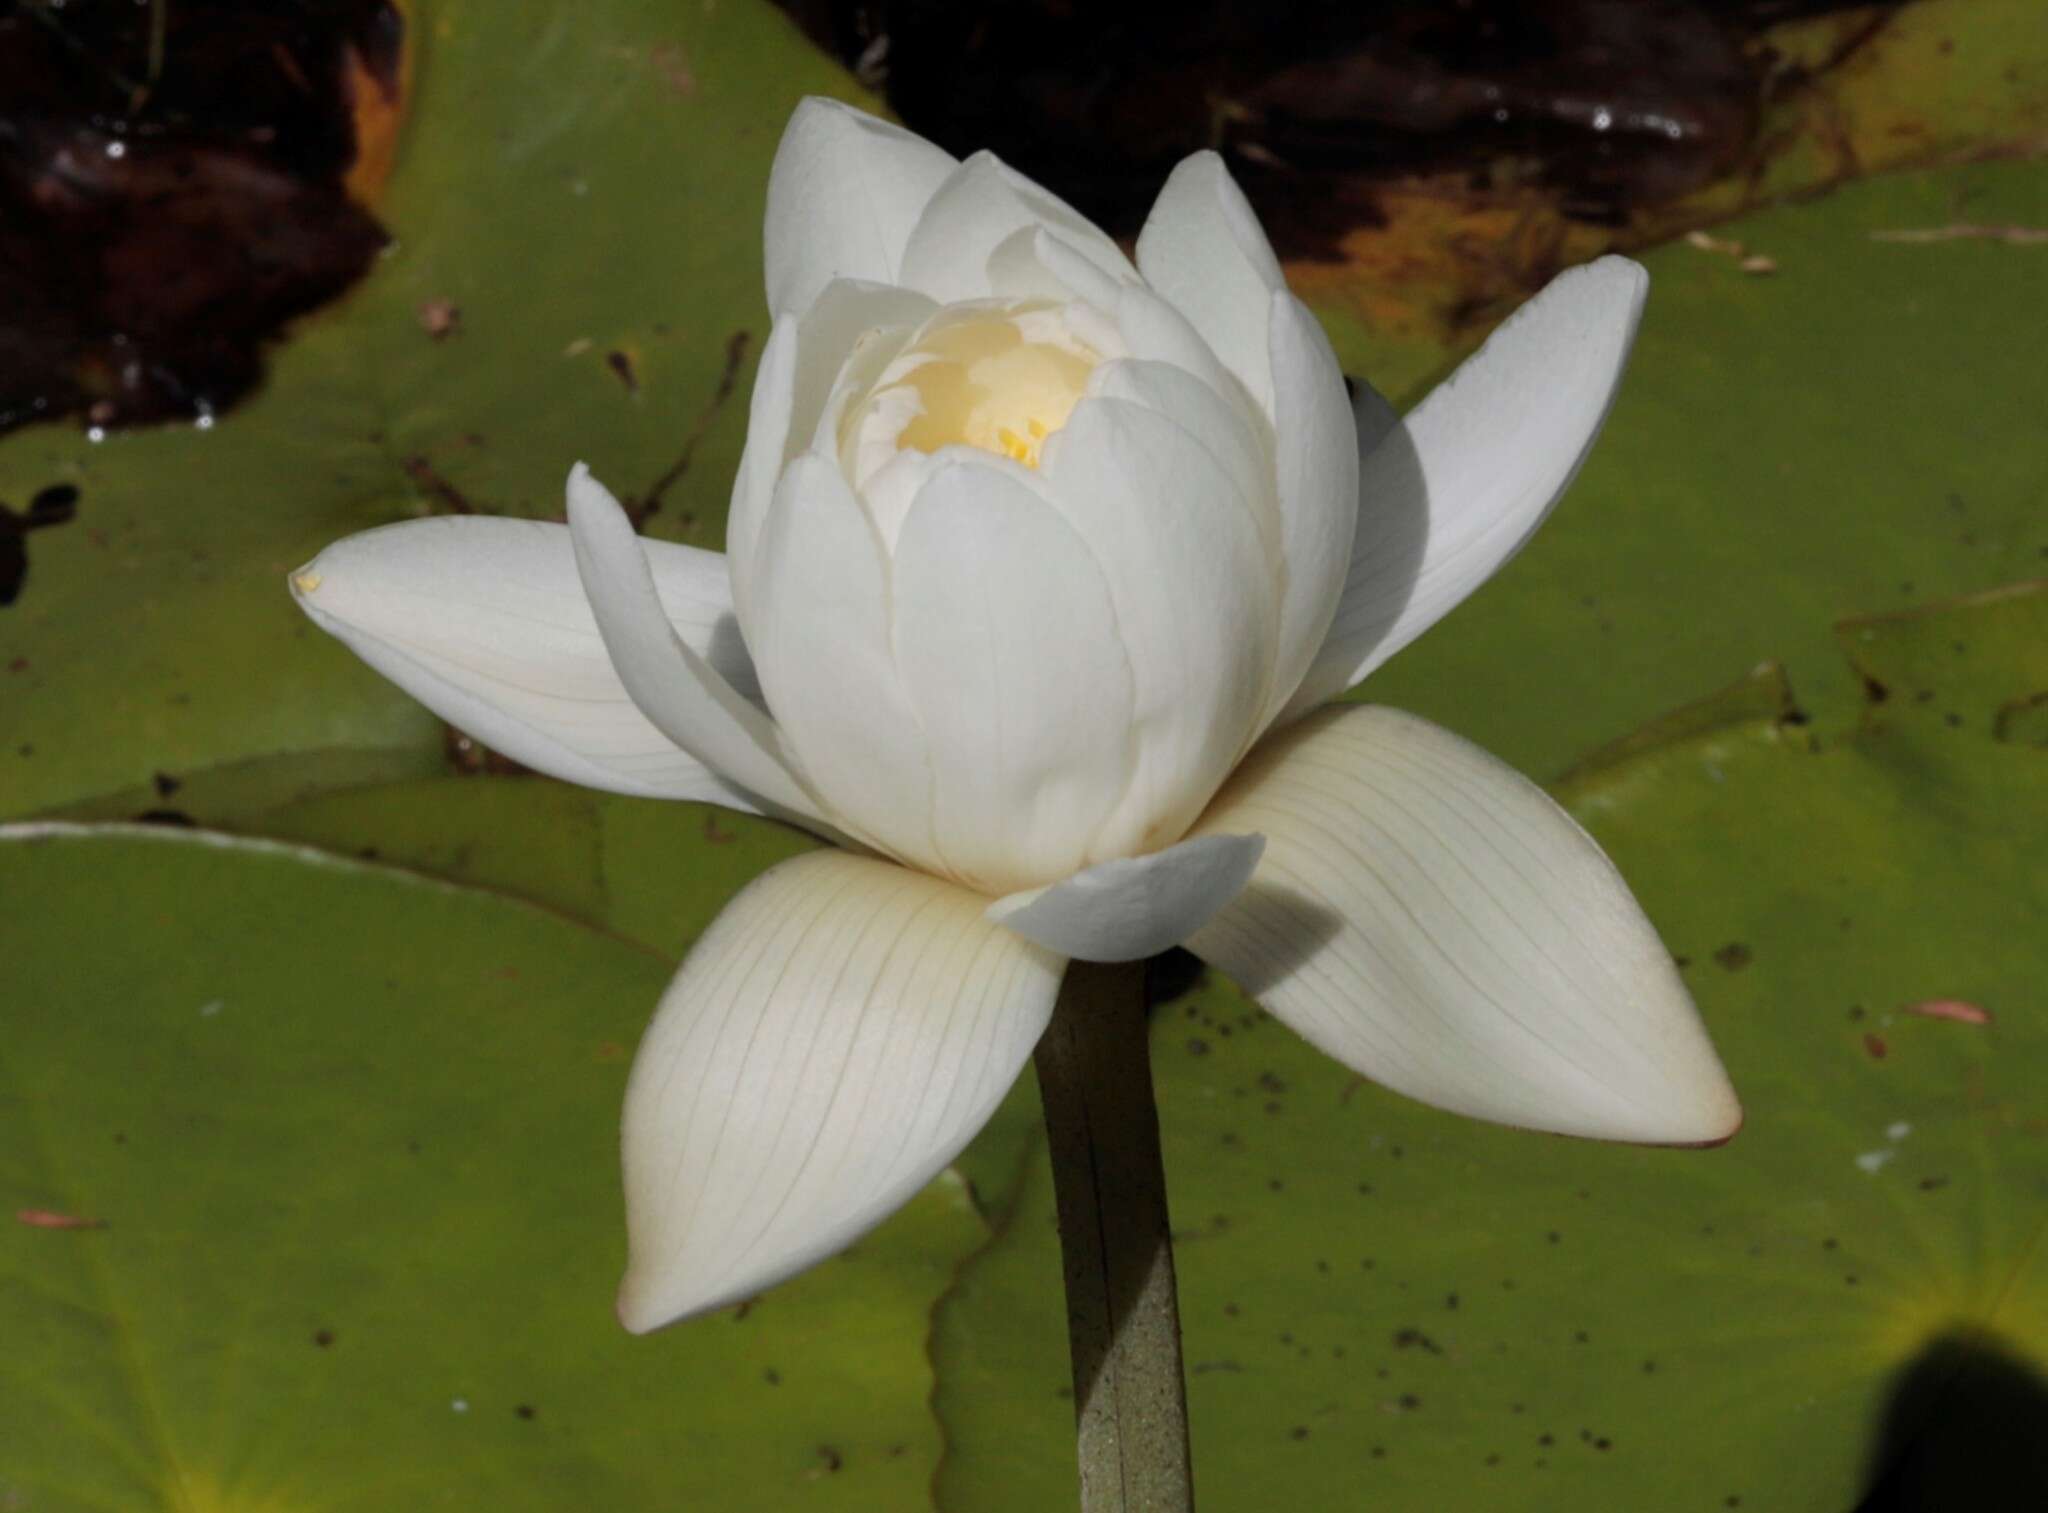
[1855,1328,2048,1511]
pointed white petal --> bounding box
[566,466,834,831]
[1285,256,1650,719]
[891,458,1136,892]
[1040,398,1276,855]
[747,454,941,873]
[1135,152,1284,414]
[1188,706,1741,1144]
[1259,291,1360,732]
[763,97,958,317]
[290,516,762,807]
[618,849,1064,1331]
[898,151,1137,305]
[989,832,1264,963]
[727,283,937,623]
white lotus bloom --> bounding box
[291,98,1740,1334]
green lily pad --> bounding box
[0,823,981,1511]
[1350,154,2048,781]
[250,777,817,960]
[0,0,872,820]
[930,589,2048,1512]
[1835,580,2048,742]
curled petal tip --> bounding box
[564,460,611,519]
[615,1268,688,1336]
[615,1274,660,1336]
[1660,1090,1744,1150]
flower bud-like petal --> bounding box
[1090,356,1276,571]
[1039,398,1276,858]
[618,849,1063,1332]
[764,97,958,317]
[1260,290,1360,731]
[1135,152,1286,415]
[727,281,937,623]
[890,459,1136,892]
[747,454,939,872]
[1188,705,1742,1145]
[898,152,1137,306]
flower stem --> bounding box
[1034,959,1196,1513]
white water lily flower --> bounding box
[291,98,1739,1334]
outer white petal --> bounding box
[1259,291,1361,733]
[891,458,1136,893]
[290,516,762,807]
[748,454,941,874]
[566,466,835,832]
[762,96,958,317]
[989,832,1265,963]
[898,151,1138,305]
[618,849,1064,1331]
[1039,398,1276,857]
[727,282,938,625]
[1285,256,1650,720]
[1134,152,1285,414]
[1188,705,1741,1144]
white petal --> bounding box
[566,466,834,831]
[747,454,941,873]
[1113,284,1260,427]
[805,292,935,461]
[989,833,1264,963]
[618,849,1063,1330]
[1134,152,1284,414]
[898,151,1137,305]
[1040,398,1276,856]
[987,225,1129,313]
[1285,256,1650,720]
[1259,291,1360,732]
[891,458,1136,893]
[1089,356,1276,570]
[290,516,761,807]
[1188,706,1740,1144]
[723,315,799,626]
[727,283,938,626]
[763,97,958,317]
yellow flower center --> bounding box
[853,304,1097,472]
